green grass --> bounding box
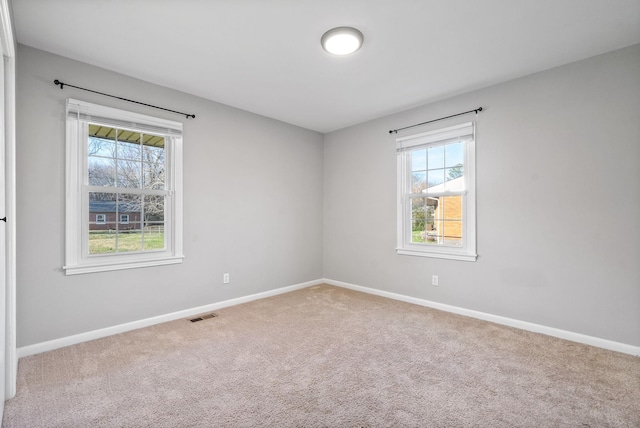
[412,230,426,243]
[412,230,439,245]
[89,230,164,254]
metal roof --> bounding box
[89,124,165,147]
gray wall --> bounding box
[324,45,640,346]
[16,43,640,349]
[16,45,324,347]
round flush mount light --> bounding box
[321,27,364,56]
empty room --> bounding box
[0,0,639,426]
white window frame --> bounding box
[95,214,106,224]
[64,98,184,275]
[120,214,129,224]
[396,122,477,261]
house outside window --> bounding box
[396,122,477,261]
[64,99,184,275]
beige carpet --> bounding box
[3,284,639,427]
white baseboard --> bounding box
[17,277,639,359]
[17,279,323,358]
[323,278,640,357]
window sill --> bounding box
[396,248,477,262]
[63,255,184,275]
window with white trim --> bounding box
[64,99,184,275]
[396,122,476,261]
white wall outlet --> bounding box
[431,275,439,286]
[223,273,230,284]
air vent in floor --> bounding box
[190,313,218,322]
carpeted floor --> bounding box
[3,284,639,427]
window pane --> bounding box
[440,196,463,220]
[445,167,464,192]
[88,136,115,158]
[143,136,165,189]
[411,149,426,171]
[428,145,444,169]
[444,141,464,190]
[89,225,117,254]
[117,194,142,253]
[431,196,445,245]
[117,229,143,252]
[443,221,463,247]
[143,162,165,190]
[432,197,464,247]
[88,191,117,254]
[88,156,115,186]
[445,142,464,167]
[445,166,463,181]
[411,172,426,193]
[427,169,444,189]
[144,195,165,251]
[116,159,142,188]
[143,225,165,251]
[144,195,165,222]
[116,132,141,160]
[118,194,141,219]
[410,197,426,243]
[89,192,116,226]
[425,198,438,244]
[89,124,115,139]
[143,135,165,159]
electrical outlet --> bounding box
[431,275,439,286]
[223,273,230,284]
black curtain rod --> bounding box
[389,107,482,134]
[53,79,196,119]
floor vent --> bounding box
[190,313,218,322]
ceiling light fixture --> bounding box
[321,27,364,56]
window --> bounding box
[64,99,184,275]
[396,122,476,261]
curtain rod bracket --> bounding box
[53,79,196,119]
[389,107,483,134]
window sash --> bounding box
[404,194,467,247]
[82,190,171,258]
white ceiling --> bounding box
[11,0,640,133]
